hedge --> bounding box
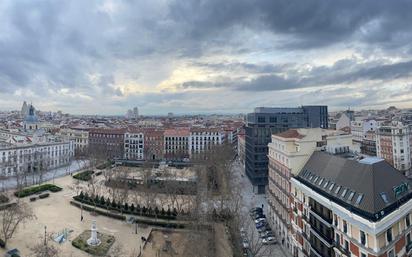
[39,193,50,199]
[70,201,126,221]
[73,170,94,181]
[14,184,62,198]
[74,192,183,220]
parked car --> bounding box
[262,236,277,244]
[242,238,250,248]
[255,217,266,224]
[259,230,273,237]
[257,225,271,233]
[254,213,265,219]
[256,221,267,229]
[249,207,262,215]
[240,227,246,238]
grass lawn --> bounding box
[72,230,115,256]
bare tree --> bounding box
[0,200,36,246]
[30,232,60,257]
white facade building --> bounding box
[351,119,378,153]
[124,131,144,160]
[59,128,89,154]
[0,140,74,176]
[188,128,225,156]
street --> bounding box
[232,159,291,257]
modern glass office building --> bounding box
[245,106,328,193]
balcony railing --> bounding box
[406,241,412,252]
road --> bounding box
[0,160,89,190]
[232,159,291,257]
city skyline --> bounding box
[1,1,412,114]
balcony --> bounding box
[310,226,333,247]
[407,241,412,253]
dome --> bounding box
[25,104,38,123]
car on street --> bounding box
[240,227,246,238]
[256,221,267,229]
[262,236,277,244]
[242,238,249,248]
[257,225,271,233]
[255,217,266,224]
[259,231,274,238]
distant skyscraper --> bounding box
[21,101,28,118]
[133,107,139,118]
[245,105,328,193]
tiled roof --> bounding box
[274,129,304,139]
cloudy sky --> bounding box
[1,0,412,115]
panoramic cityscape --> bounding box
[1,1,412,257]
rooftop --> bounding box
[296,151,412,221]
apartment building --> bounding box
[164,128,190,160]
[267,128,352,252]
[143,128,164,160]
[290,151,412,257]
[351,119,378,153]
[88,128,126,159]
[246,106,328,193]
[188,127,224,157]
[0,140,74,176]
[362,131,377,156]
[59,128,89,154]
[376,122,412,173]
[124,129,144,160]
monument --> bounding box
[87,220,101,246]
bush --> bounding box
[14,184,62,198]
[30,197,37,202]
[39,193,50,199]
[73,170,94,181]
[0,194,9,204]
[0,238,5,248]
[96,161,111,170]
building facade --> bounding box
[267,128,352,252]
[245,106,328,193]
[59,128,89,155]
[0,140,74,176]
[143,128,164,160]
[376,122,412,173]
[351,119,378,154]
[88,128,126,159]
[188,127,225,157]
[290,151,412,257]
[124,130,144,160]
[164,128,190,160]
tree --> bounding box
[0,200,36,246]
[30,232,60,257]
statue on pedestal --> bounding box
[87,220,101,246]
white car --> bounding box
[262,236,276,244]
[242,238,250,248]
[240,227,246,238]
[255,217,266,224]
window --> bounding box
[355,194,364,205]
[329,183,335,191]
[380,192,389,204]
[343,220,347,233]
[360,230,366,245]
[344,240,349,251]
[361,253,366,257]
[387,228,393,243]
[335,233,340,245]
[335,186,341,194]
[341,188,348,198]
[388,249,395,257]
[407,214,411,228]
[348,191,355,201]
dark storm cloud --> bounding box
[0,0,412,113]
[180,59,412,92]
[169,0,412,49]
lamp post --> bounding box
[44,225,47,246]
